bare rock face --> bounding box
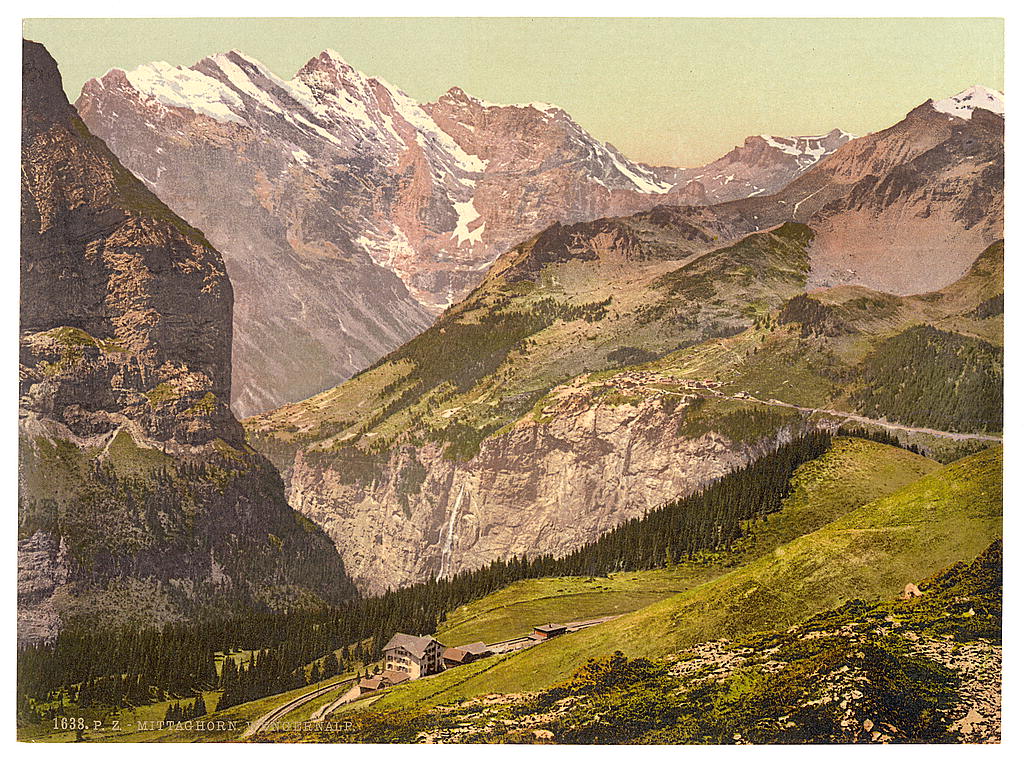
[287,383,814,594]
[802,103,1004,294]
[76,50,850,416]
[19,40,354,642]
[22,42,237,445]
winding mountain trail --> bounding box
[705,390,1002,442]
[242,677,354,739]
[636,382,999,443]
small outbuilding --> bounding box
[532,623,568,640]
[358,676,386,694]
[358,670,411,695]
[441,641,492,669]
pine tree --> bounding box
[323,651,339,680]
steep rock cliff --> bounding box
[19,40,354,643]
[287,380,818,593]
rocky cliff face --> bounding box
[76,49,849,416]
[19,40,354,643]
[802,99,1004,294]
[287,379,817,593]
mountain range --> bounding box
[17,33,1004,744]
[19,33,1003,627]
[246,83,1003,594]
[76,49,854,417]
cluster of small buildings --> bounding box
[355,625,571,695]
[606,371,728,393]
[356,633,492,695]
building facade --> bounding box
[382,633,445,679]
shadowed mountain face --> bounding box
[75,50,851,416]
[19,40,354,643]
[246,90,1001,595]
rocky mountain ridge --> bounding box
[77,49,852,416]
[19,40,354,642]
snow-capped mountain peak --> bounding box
[77,46,863,416]
[931,85,1005,120]
[121,59,248,125]
[757,130,858,170]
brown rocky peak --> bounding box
[21,38,237,445]
[442,86,474,103]
[22,40,75,127]
[297,48,361,85]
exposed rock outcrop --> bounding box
[19,40,354,643]
[286,384,815,593]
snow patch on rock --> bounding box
[932,85,1005,120]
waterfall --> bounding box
[438,481,468,580]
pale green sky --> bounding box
[23,17,1003,167]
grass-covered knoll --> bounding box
[370,446,998,710]
[654,221,812,311]
[246,222,817,463]
[674,396,804,443]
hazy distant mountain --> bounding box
[76,49,850,416]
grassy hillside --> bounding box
[300,541,1001,744]
[369,446,999,710]
[247,222,818,464]
[436,437,937,646]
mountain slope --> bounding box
[76,50,850,415]
[325,540,1002,744]
[248,199,1000,595]
[367,445,1001,709]
[248,221,837,592]
[433,436,938,646]
[18,40,354,643]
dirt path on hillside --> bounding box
[642,385,1001,443]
